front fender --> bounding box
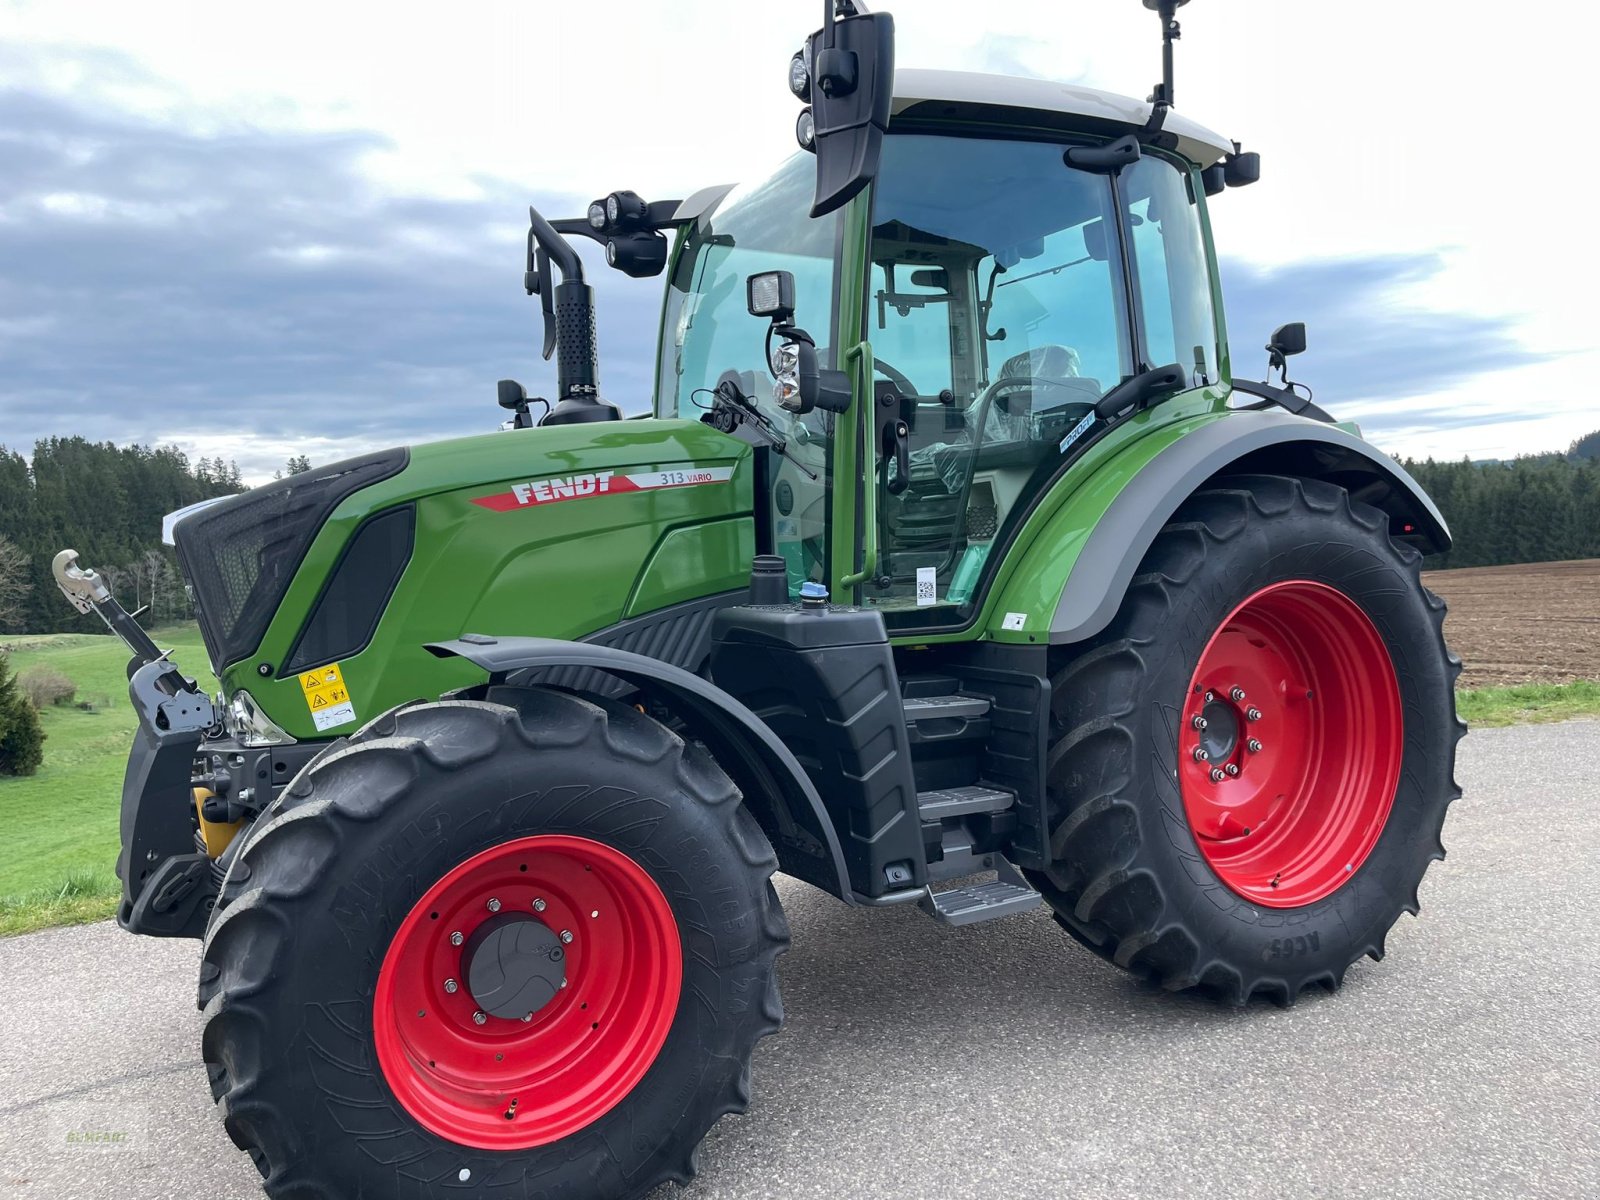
[426,635,854,903]
[988,409,1450,646]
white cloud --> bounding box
[1,0,1594,460]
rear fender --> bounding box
[427,636,854,903]
[990,409,1450,646]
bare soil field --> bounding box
[1422,558,1599,688]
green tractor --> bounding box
[54,2,1462,1195]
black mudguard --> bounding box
[428,636,857,904]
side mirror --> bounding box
[1267,322,1307,381]
[1268,322,1307,358]
[793,9,895,218]
[1224,151,1262,188]
[497,379,527,410]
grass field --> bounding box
[2,590,1597,936]
[0,626,214,935]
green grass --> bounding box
[1,625,1597,936]
[0,625,214,935]
[1455,679,1600,728]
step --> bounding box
[918,858,1042,927]
[902,694,991,723]
[917,784,1015,822]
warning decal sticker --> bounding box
[471,465,735,512]
[299,662,357,732]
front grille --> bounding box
[172,449,408,670]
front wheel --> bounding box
[199,689,788,1198]
[1031,474,1464,1005]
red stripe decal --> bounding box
[471,466,734,512]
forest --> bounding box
[0,438,244,635]
[0,431,1596,635]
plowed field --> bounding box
[1422,559,1599,688]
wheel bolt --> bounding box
[1209,767,1225,783]
[1203,690,1215,703]
[1247,738,1263,754]
[560,930,574,945]
[486,898,501,913]
[444,978,458,994]
[449,930,463,947]
[1192,746,1210,763]
[473,1010,487,1026]
[532,898,546,912]
[1190,715,1208,731]
[1225,763,1241,777]
[1246,707,1262,722]
[1230,686,1247,702]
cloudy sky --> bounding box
[1,0,1593,481]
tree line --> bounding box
[0,438,245,635]
[1400,431,1600,569]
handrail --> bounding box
[838,340,879,588]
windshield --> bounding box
[655,154,841,419]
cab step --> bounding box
[902,694,991,722]
[918,857,1042,927]
[916,783,1015,821]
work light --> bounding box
[746,271,796,322]
[796,108,816,152]
[789,52,811,102]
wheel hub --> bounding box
[462,914,566,1020]
[1196,697,1240,763]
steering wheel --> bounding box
[873,356,920,397]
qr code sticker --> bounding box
[916,567,937,606]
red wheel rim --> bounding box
[373,835,682,1149]
[1179,580,1403,907]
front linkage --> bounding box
[52,551,314,937]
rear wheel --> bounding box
[200,689,787,1198]
[1031,475,1464,1004]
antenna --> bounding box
[1141,0,1189,142]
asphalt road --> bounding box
[3,719,1597,1200]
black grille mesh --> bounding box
[173,449,408,670]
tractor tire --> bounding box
[1029,474,1464,1005]
[198,688,788,1199]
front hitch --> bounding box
[53,548,221,937]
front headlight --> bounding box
[226,689,297,747]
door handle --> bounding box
[884,419,911,495]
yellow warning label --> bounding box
[299,662,356,730]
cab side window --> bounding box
[1122,157,1219,385]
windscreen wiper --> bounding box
[702,376,819,481]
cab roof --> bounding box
[892,68,1234,169]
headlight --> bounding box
[225,689,297,747]
[772,342,802,411]
[587,201,607,230]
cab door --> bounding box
[853,132,1225,634]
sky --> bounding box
[0,0,1594,482]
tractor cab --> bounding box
[655,70,1239,632]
